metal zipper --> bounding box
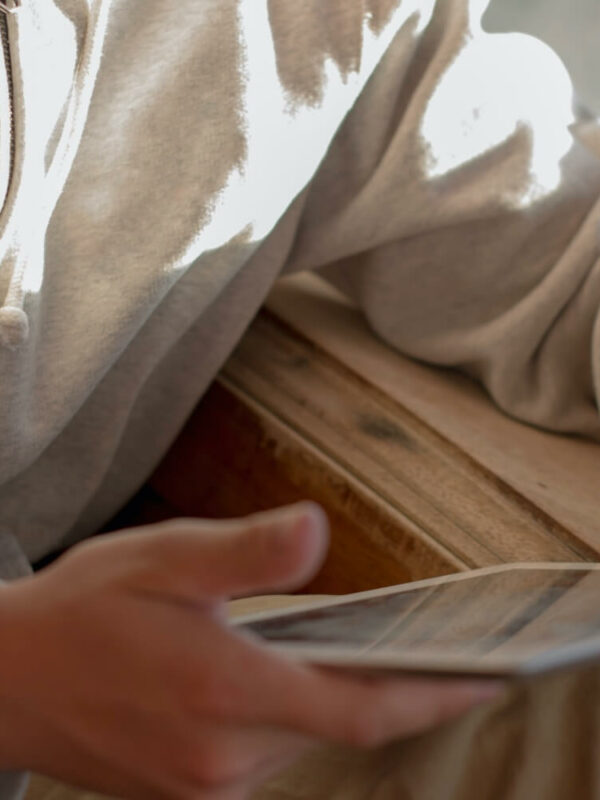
[0,0,20,211]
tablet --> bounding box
[235,564,600,678]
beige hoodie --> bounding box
[1,1,600,797]
[0,0,599,576]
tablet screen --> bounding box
[237,565,600,677]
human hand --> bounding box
[0,503,501,800]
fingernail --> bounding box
[271,503,329,553]
[295,502,329,535]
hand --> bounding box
[0,503,500,800]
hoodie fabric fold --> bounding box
[0,0,598,569]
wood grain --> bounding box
[151,275,599,592]
[266,274,600,556]
[151,379,463,594]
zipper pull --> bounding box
[0,1,20,14]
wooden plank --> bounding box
[222,315,589,566]
[152,306,594,592]
[266,273,600,557]
[151,380,464,594]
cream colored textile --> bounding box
[0,0,599,571]
[256,666,600,800]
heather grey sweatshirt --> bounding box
[0,0,600,794]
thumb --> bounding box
[136,502,330,601]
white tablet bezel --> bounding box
[234,563,600,678]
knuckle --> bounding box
[136,522,200,571]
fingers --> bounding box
[355,674,502,739]
[266,664,501,746]
[124,502,330,602]
[261,660,500,745]
[189,622,503,748]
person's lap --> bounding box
[256,664,600,800]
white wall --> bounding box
[484,0,600,113]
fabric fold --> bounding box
[0,526,31,580]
